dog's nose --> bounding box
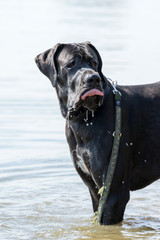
[83,74,101,85]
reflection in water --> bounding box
[0,0,160,239]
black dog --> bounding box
[35,42,160,225]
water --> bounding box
[0,0,160,239]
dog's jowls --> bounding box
[35,42,160,225]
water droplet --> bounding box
[92,111,94,117]
[130,142,133,146]
[86,110,88,121]
[86,123,89,126]
[67,119,70,128]
[126,143,129,147]
[84,110,89,122]
[67,112,70,128]
[98,100,101,107]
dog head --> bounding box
[35,42,107,118]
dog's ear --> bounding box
[84,41,106,88]
[84,41,103,72]
[34,43,64,87]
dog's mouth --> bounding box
[80,88,104,111]
[81,88,104,101]
[67,88,104,115]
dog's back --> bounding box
[119,81,160,190]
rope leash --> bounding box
[94,80,122,224]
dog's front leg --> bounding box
[101,178,130,225]
[66,125,100,212]
[72,149,100,212]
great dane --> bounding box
[35,42,160,225]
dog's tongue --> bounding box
[81,89,104,100]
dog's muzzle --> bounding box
[79,72,104,111]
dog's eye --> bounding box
[67,60,76,69]
[92,61,98,68]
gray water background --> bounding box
[0,0,160,239]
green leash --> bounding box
[95,81,122,224]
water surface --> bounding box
[0,0,160,239]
